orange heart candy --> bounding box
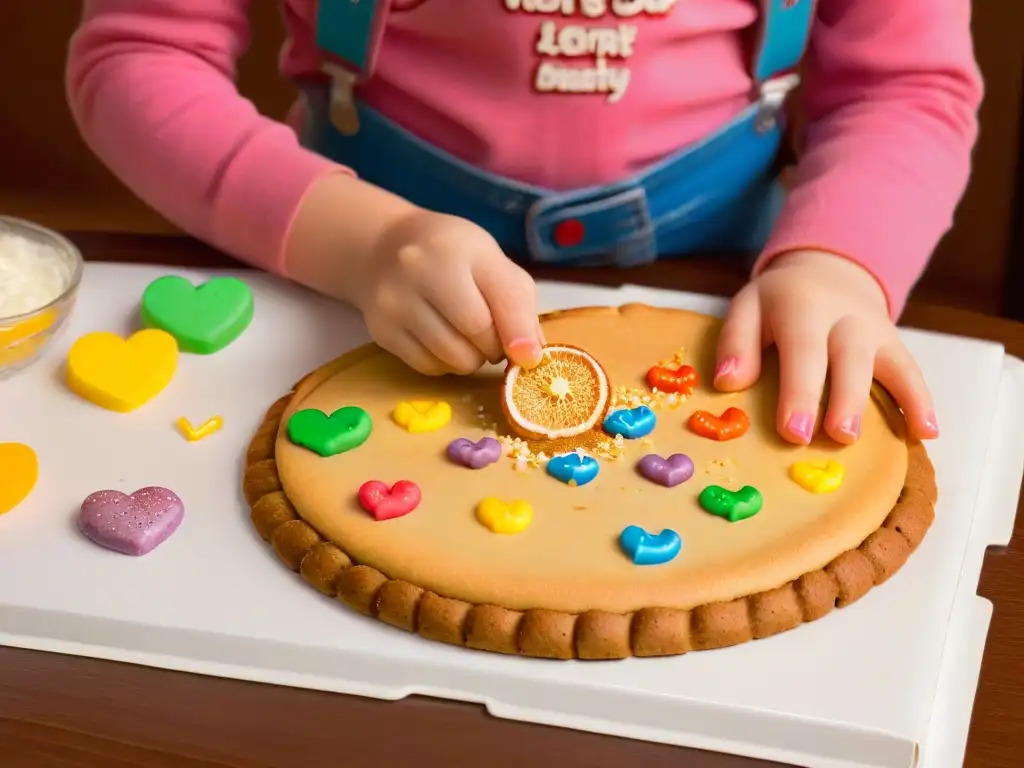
[688,407,750,441]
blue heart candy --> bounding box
[619,525,682,566]
[546,452,600,487]
[603,406,657,439]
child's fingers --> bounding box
[405,300,487,374]
[419,268,505,363]
[773,316,829,445]
[367,319,453,377]
[874,340,939,440]
[714,285,762,391]
[822,317,875,444]
[475,259,543,368]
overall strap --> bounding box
[747,0,817,132]
[315,0,391,133]
[315,0,390,77]
[750,0,817,84]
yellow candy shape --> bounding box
[476,497,534,534]
[67,329,179,413]
[789,460,845,494]
[392,400,452,433]
[177,415,224,442]
[0,442,39,515]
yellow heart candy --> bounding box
[476,497,534,534]
[392,400,452,433]
[67,329,179,413]
[789,460,845,494]
[0,443,39,515]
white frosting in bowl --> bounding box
[0,229,73,319]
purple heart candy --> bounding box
[447,436,502,469]
[637,453,694,488]
[78,487,185,556]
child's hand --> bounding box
[354,210,545,375]
[713,250,939,445]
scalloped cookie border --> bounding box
[243,382,937,660]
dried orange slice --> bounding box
[502,344,610,440]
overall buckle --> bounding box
[525,183,656,267]
[754,73,801,133]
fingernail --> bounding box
[715,356,739,380]
[507,337,543,369]
[922,411,939,437]
[838,414,861,440]
[786,412,814,444]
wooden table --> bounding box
[4,233,1023,768]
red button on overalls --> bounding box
[552,219,585,248]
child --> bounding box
[66,0,981,445]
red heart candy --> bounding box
[646,364,699,394]
[357,480,422,521]
[688,407,750,441]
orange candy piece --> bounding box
[0,442,39,515]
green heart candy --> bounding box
[141,275,254,354]
[698,485,763,522]
[287,407,372,457]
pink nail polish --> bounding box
[786,412,814,443]
[715,356,739,380]
[507,337,542,369]
[838,414,861,440]
[923,411,939,437]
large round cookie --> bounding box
[243,305,936,659]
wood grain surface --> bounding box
[1,233,1022,767]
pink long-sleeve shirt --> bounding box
[66,0,982,316]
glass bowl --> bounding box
[0,216,83,378]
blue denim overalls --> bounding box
[303,0,814,266]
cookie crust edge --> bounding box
[242,384,937,660]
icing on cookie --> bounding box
[636,452,693,487]
[288,406,372,457]
[619,525,681,565]
[392,400,452,433]
[447,437,503,469]
[547,451,600,486]
[645,363,698,394]
[699,485,763,522]
[790,460,845,494]
[688,407,750,441]
[603,405,656,439]
[358,480,422,521]
[476,497,534,534]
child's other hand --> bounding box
[713,250,939,445]
[355,210,545,375]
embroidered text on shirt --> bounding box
[505,0,677,103]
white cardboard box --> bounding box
[0,264,1020,768]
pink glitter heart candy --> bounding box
[78,487,184,556]
[446,436,502,469]
[637,453,694,488]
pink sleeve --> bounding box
[753,0,983,318]
[66,0,346,274]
